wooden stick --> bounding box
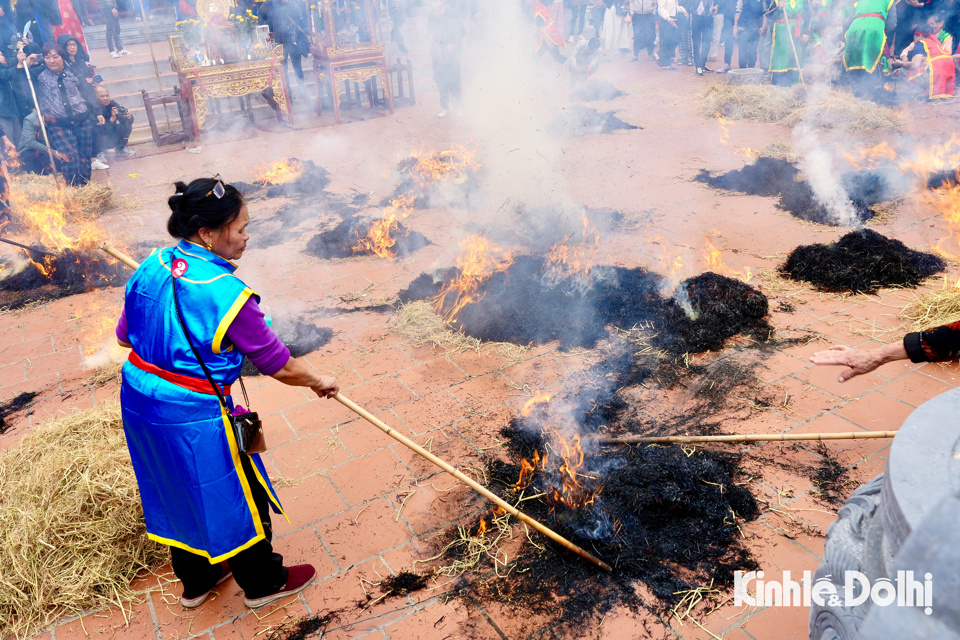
[0,236,57,258]
[596,431,898,445]
[334,393,613,572]
[101,244,140,270]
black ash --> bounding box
[549,105,639,138]
[0,250,127,309]
[305,216,429,260]
[0,391,37,433]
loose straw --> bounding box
[100,245,613,572]
[597,431,898,445]
[334,393,612,572]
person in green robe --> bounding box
[769,0,811,85]
[842,0,896,94]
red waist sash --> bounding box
[857,12,884,19]
[129,351,232,396]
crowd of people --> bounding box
[0,34,135,186]
[528,0,960,100]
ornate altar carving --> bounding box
[311,0,393,123]
[170,35,294,136]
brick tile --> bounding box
[742,602,812,640]
[0,372,58,400]
[327,449,409,506]
[0,362,25,387]
[227,598,309,640]
[444,350,509,378]
[448,375,519,414]
[0,335,53,361]
[342,377,415,413]
[387,481,475,536]
[766,376,841,423]
[271,526,339,580]
[318,500,415,567]
[262,415,298,448]
[390,427,480,480]
[397,358,471,397]
[793,365,886,400]
[389,391,470,435]
[335,413,411,457]
[245,379,311,417]
[350,346,418,382]
[273,474,349,534]
[788,413,892,467]
[382,600,484,640]
[282,397,359,435]
[53,599,155,640]
[350,325,404,351]
[268,430,353,479]
[451,405,516,452]
[301,559,410,636]
[325,273,374,297]
[25,349,82,380]
[876,369,954,408]
[833,392,914,432]
[151,577,246,640]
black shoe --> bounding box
[702,65,714,73]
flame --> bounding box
[734,146,759,160]
[403,144,481,188]
[702,234,752,282]
[898,134,960,183]
[547,431,595,510]
[521,390,552,417]
[351,194,417,259]
[716,113,731,146]
[547,212,601,277]
[477,518,487,537]
[254,158,304,185]
[513,450,544,492]
[843,141,898,170]
[432,235,513,323]
[924,181,960,261]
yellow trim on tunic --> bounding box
[147,530,266,563]
[154,248,235,285]
[212,287,255,354]
[250,460,289,522]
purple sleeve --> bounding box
[225,297,291,376]
[116,308,129,343]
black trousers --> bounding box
[96,116,134,153]
[568,3,587,36]
[721,13,735,65]
[433,56,461,108]
[632,12,656,56]
[169,454,287,600]
[279,35,305,85]
[738,21,761,68]
[691,13,713,69]
[102,9,123,52]
[658,20,679,65]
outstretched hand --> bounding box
[809,345,883,382]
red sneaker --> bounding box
[243,564,317,609]
[181,566,233,609]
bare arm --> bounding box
[809,341,909,382]
[271,356,339,398]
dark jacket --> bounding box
[56,34,95,82]
[259,0,306,41]
[0,57,21,120]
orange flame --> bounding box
[432,235,513,323]
[843,141,898,170]
[716,113,731,146]
[898,134,960,182]
[924,181,960,261]
[546,430,595,510]
[403,144,481,188]
[352,194,417,259]
[521,390,552,417]
[477,518,487,537]
[547,212,601,277]
[514,452,540,492]
[254,158,304,185]
[702,234,752,282]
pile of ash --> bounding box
[241,318,333,376]
[780,229,945,294]
[548,105,639,138]
[398,258,769,353]
[570,80,626,102]
[305,216,429,260]
[264,159,331,199]
[0,250,127,310]
[695,157,885,225]
[381,148,482,211]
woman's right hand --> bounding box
[310,374,339,399]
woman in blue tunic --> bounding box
[117,177,340,610]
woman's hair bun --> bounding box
[166,177,243,239]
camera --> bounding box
[92,74,103,83]
[116,105,129,115]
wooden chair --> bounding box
[387,57,415,105]
[140,86,194,146]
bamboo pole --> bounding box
[597,431,898,445]
[101,244,140,269]
[100,245,612,572]
[334,393,613,573]
[0,237,57,258]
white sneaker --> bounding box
[119,49,132,56]
[92,158,109,170]
[96,152,108,163]
[437,109,448,118]
[120,147,136,157]
[110,51,120,58]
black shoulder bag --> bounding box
[170,267,266,454]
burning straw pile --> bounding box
[0,403,164,638]
[697,84,904,132]
[695,156,878,225]
[384,145,482,210]
[306,214,429,259]
[780,229,945,294]
[9,174,116,219]
[399,253,769,353]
